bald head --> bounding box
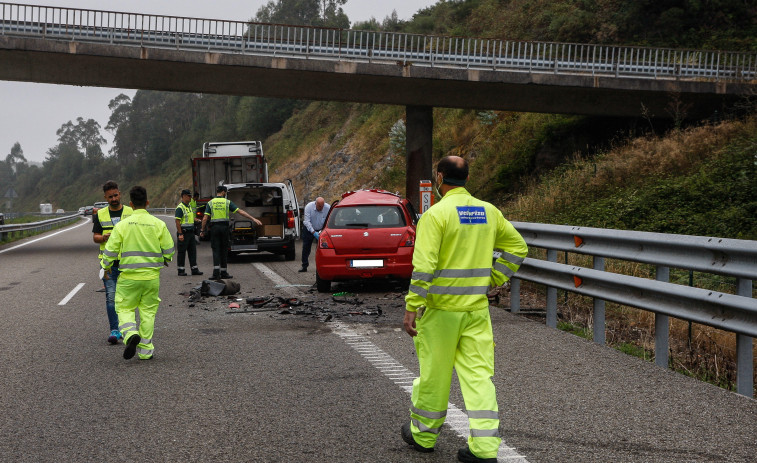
[436,155,469,187]
[315,197,326,211]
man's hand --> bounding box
[403,310,418,337]
[253,218,262,226]
[313,231,320,239]
[103,269,112,280]
[178,234,185,242]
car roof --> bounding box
[337,189,402,206]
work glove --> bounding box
[313,231,319,239]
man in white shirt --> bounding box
[300,197,330,272]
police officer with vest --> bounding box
[200,185,261,280]
[174,189,203,276]
[401,156,528,463]
[93,180,133,345]
[102,186,174,361]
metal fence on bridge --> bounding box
[1,2,755,82]
[510,222,757,397]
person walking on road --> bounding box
[401,156,528,463]
[92,180,132,345]
[299,197,330,272]
[200,185,261,280]
[101,186,175,361]
[174,189,203,276]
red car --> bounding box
[315,189,419,292]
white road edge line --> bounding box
[254,262,530,463]
[0,219,89,255]
[59,283,85,306]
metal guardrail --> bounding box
[0,2,755,83]
[510,222,756,397]
[0,213,80,240]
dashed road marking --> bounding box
[59,283,85,306]
[255,262,530,463]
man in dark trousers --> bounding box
[299,197,330,272]
[200,185,261,279]
[174,189,203,276]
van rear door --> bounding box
[285,179,300,238]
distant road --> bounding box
[0,217,754,462]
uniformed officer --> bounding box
[200,185,261,280]
[401,156,528,463]
[101,186,174,361]
[92,180,133,345]
[174,189,203,276]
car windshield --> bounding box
[328,205,406,229]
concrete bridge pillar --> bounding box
[405,105,433,210]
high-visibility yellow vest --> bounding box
[207,196,237,222]
[97,206,133,257]
[189,198,197,211]
[101,209,175,281]
[177,202,194,228]
[405,188,528,312]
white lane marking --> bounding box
[59,283,85,306]
[0,219,89,255]
[254,263,530,463]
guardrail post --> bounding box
[655,265,670,368]
[546,249,557,328]
[593,256,606,344]
[736,278,754,398]
[510,278,520,313]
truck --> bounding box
[192,141,300,260]
[39,203,53,214]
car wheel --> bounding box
[316,272,331,293]
[284,246,296,261]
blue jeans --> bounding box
[103,267,120,331]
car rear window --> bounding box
[328,205,406,229]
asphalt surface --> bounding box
[0,216,755,462]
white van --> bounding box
[224,181,300,260]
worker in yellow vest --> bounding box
[101,186,175,361]
[200,185,261,280]
[92,180,133,345]
[401,156,528,463]
[174,189,203,276]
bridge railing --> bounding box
[1,2,755,82]
[510,222,756,397]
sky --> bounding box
[0,0,439,163]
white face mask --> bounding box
[435,172,444,198]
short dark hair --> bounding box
[130,186,148,207]
[102,180,119,193]
[216,185,227,193]
[436,156,469,185]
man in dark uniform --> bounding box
[200,185,261,280]
[174,189,203,276]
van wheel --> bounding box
[284,246,296,261]
[316,273,331,293]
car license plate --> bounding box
[350,259,384,268]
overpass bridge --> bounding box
[1,2,757,207]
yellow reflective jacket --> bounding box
[101,209,175,281]
[405,187,528,312]
[96,205,133,257]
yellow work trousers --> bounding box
[410,307,501,458]
[115,278,161,359]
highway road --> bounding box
[0,216,755,462]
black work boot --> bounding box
[191,268,203,276]
[123,335,140,360]
[177,269,187,276]
[457,446,496,463]
[401,423,433,453]
[211,270,221,280]
[220,271,233,279]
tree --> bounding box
[5,142,27,174]
[255,0,349,28]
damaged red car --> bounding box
[315,189,419,292]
